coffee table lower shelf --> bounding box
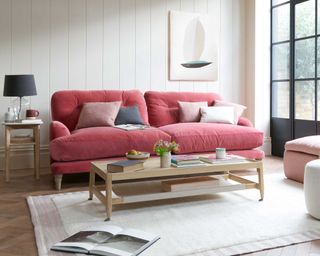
[88,158,264,221]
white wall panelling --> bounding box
[0,0,252,169]
[31,0,50,146]
[150,0,166,91]
[103,0,120,89]
[69,0,86,90]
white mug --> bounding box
[216,148,226,159]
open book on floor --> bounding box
[51,224,160,256]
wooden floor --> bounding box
[0,156,320,256]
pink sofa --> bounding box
[50,90,264,189]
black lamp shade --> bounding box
[3,74,37,97]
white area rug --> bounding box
[27,174,320,256]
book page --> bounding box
[118,228,158,242]
[93,235,149,255]
[84,224,123,236]
[52,225,123,252]
[114,124,149,131]
[52,241,94,252]
[91,245,132,256]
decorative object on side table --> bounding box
[26,109,40,120]
[3,74,37,120]
[153,140,179,168]
[4,107,16,122]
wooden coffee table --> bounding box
[89,157,264,220]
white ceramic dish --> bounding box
[125,152,150,161]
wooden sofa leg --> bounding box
[54,174,63,190]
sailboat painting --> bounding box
[169,11,218,81]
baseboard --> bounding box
[260,137,271,156]
[0,145,50,170]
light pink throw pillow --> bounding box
[214,100,247,124]
[178,101,208,122]
[76,101,121,129]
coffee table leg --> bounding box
[105,173,112,221]
[257,166,264,201]
[88,167,95,200]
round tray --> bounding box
[125,152,150,161]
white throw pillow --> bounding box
[214,100,247,124]
[200,106,235,124]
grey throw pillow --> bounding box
[115,105,145,125]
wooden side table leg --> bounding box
[257,165,264,201]
[34,125,40,180]
[4,127,10,182]
[105,173,112,221]
[88,167,95,200]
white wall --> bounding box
[245,0,271,155]
[0,0,249,169]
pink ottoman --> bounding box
[284,136,320,183]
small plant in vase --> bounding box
[153,140,179,168]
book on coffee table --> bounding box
[199,154,246,164]
[107,160,144,173]
[51,224,160,256]
[171,155,203,167]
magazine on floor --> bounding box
[51,224,160,256]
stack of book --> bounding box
[171,155,207,168]
[107,160,144,173]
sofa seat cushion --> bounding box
[50,127,171,162]
[285,135,320,156]
[159,123,264,154]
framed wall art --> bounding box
[169,11,218,81]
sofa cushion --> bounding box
[178,101,208,122]
[115,105,145,125]
[76,101,121,129]
[214,100,247,124]
[159,123,264,154]
[51,90,149,132]
[200,106,234,124]
[285,135,320,156]
[145,91,221,127]
[50,127,171,162]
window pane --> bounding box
[272,4,290,42]
[295,81,315,120]
[295,38,315,79]
[272,82,290,118]
[295,0,315,39]
[272,0,288,6]
[318,0,320,34]
[272,43,290,80]
[318,81,320,121]
[317,38,320,77]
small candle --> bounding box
[216,148,226,159]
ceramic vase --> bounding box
[160,152,171,168]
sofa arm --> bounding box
[237,117,253,127]
[50,121,71,140]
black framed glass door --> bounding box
[271,0,320,156]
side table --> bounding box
[3,121,43,182]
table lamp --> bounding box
[3,74,37,120]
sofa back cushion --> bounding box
[51,90,148,131]
[144,91,222,127]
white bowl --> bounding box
[125,152,150,161]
